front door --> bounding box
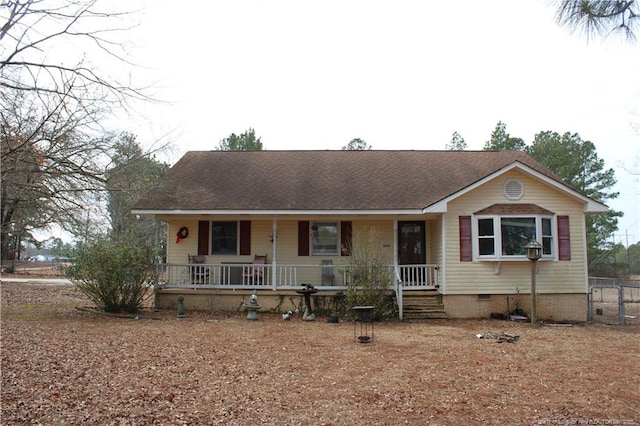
[398,221,426,265]
[398,221,426,285]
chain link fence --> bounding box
[588,277,640,325]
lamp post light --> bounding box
[525,240,542,324]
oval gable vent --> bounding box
[504,179,523,200]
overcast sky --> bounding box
[119,0,639,243]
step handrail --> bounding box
[394,265,403,320]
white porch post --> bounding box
[272,219,278,290]
[393,220,398,269]
[393,220,403,320]
[440,215,446,294]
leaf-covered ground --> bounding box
[1,280,639,425]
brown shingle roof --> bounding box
[134,150,569,211]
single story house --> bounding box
[132,150,607,322]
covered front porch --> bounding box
[154,216,443,319]
[154,262,440,320]
[160,217,442,286]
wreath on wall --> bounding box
[176,226,189,244]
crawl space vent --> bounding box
[504,179,523,200]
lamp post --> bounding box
[525,240,542,324]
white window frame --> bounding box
[472,214,555,261]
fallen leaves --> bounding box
[1,281,639,425]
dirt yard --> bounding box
[1,279,639,426]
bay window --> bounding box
[474,215,554,260]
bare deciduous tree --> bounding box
[1,86,112,259]
[1,0,148,106]
[0,0,152,260]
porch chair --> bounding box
[321,259,335,286]
[254,254,268,263]
[189,254,210,284]
[243,254,267,285]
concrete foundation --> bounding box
[443,293,587,322]
[155,289,588,322]
[155,288,341,314]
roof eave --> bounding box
[131,209,426,216]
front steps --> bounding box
[398,291,448,320]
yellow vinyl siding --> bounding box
[427,218,442,265]
[167,220,200,264]
[444,170,588,295]
[267,220,297,264]
[351,220,395,264]
[248,220,272,259]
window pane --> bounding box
[542,218,552,255]
[477,218,495,256]
[501,218,536,256]
[543,237,552,255]
[478,219,494,236]
[479,238,495,256]
[312,223,338,255]
[211,221,237,254]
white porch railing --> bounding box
[156,262,440,291]
[396,264,440,289]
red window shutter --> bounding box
[298,221,309,256]
[239,221,251,256]
[197,221,209,255]
[459,216,472,262]
[558,215,571,261]
[341,221,352,256]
